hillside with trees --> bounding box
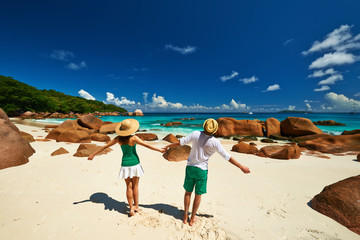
[0,75,127,115]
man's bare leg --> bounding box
[183,191,192,224]
[189,194,201,226]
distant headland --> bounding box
[0,75,127,116]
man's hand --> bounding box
[229,157,250,174]
[240,165,250,174]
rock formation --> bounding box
[133,109,144,116]
[91,133,111,142]
[135,133,158,141]
[51,147,69,156]
[257,144,301,159]
[46,119,92,143]
[310,175,360,235]
[231,142,259,154]
[281,117,323,137]
[215,118,263,137]
[162,134,179,143]
[99,122,120,134]
[74,144,112,158]
[77,114,105,131]
[163,145,191,162]
[298,134,360,153]
[0,109,35,170]
[265,118,281,137]
[313,120,345,126]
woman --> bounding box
[88,119,165,216]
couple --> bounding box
[88,118,250,225]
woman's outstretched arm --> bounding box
[163,141,180,150]
[133,135,166,153]
[88,138,118,160]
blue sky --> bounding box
[1,0,360,112]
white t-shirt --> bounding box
[179,131,231,170]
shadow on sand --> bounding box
[139,203,184,220]
[73,192,128,215]
[72,192,214,220]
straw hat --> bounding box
[203,118,218,135]
[115,119,140,136]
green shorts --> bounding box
[183,166,208,195]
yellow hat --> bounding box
[115,119,139,136]
[203,118,218,135]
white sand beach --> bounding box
[0,122,359,240]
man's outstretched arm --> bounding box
[229,157,250,174]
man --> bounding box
[163,118,250,226]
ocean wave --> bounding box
[34,119,66,124]
[322,130,342,136]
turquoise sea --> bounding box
[34,112,360,137]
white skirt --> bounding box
[118,164,144,179]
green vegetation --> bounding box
[0,75,127,115]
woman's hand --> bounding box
[159,148,166,153]
[88,154,95,160]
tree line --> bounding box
[0,75,126,115]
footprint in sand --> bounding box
[72,225,80,233]
[297,228,330,240]
[128,208,231,240]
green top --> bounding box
[121,144,140,167]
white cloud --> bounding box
[50,50,75,61]
[49,50,87,71]
[321,104,333,111]
[147,94,184,109]
[188,104,212,111]
[214,100,249,112]
[287,105,296,110]
[309,52,357,69]
[78,89,95,100]
[308,68,337,78]
[220,71,239,82]
[104,92,137,106]
[305,103,312,111]
[263,84,280,92]
[229,99,248,111]
[165,44,197,55]
[318,74,343,85]
[239,76,258,84]
[314,85,330,92]
[302,25,353,55]
[325,92,360,111]
[142,92,148,105]
[284,38,294,46]
[66,61,87,71]
[140,93,250,112]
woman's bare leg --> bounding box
[125,178,135,216]
[132,177,141,212]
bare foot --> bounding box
[129,209,135,217]
[182,213,188,224]
[189,217,197,226]
[134,207,142,213]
